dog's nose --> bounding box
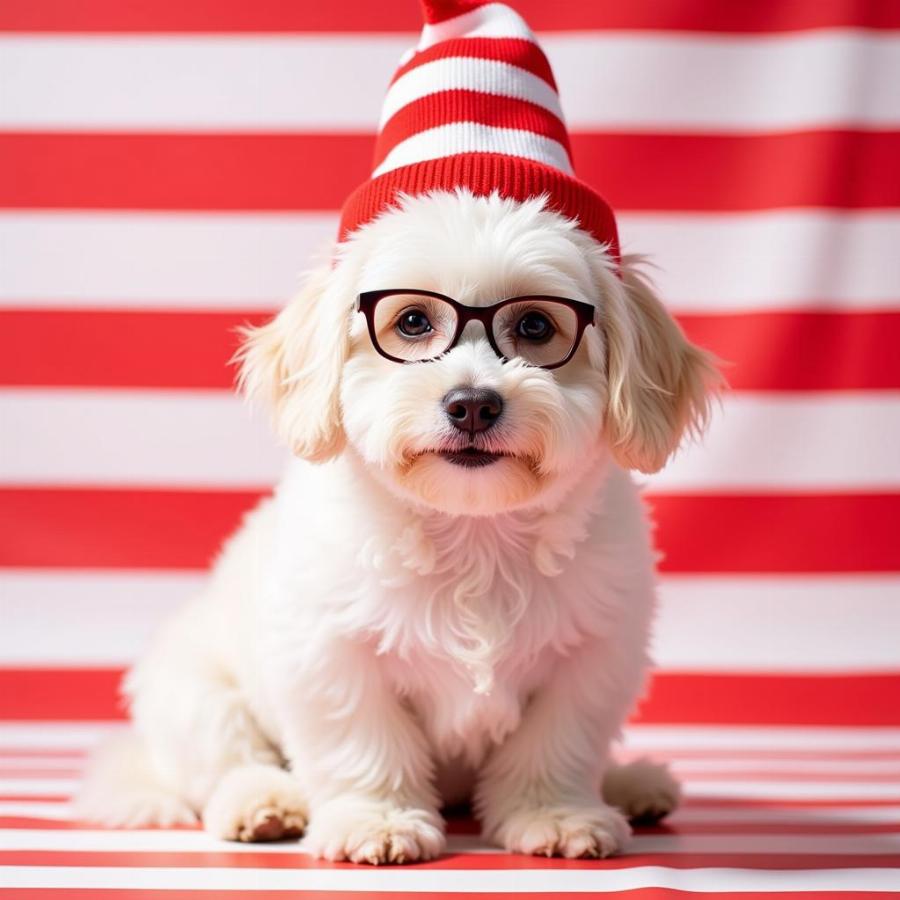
[443,388,504,434]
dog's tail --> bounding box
[75,731,197,828]
[602,758,681,824]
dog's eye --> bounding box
[515,311,555,342]
[396,308,433,337]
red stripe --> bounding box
[0,818,92,829]
[389,37,557,88]
[2,131,898,212]
[1,489,897,572]
[572,131,900,212]
[3,670,899,724]
[8,814,899,838]
[0,488,266,570]
[650,493,900,574]
[7,894,898,900]
[637,673,900,727]
[0,849,898,870]
[677,311,900,392]
[0,309,270,390]
[1,0,897,32]
[0,768,81,778]
[0,750,85,758]
[4,309,898,391]
[0,133,372,213]
[375,91,571,170]
[422,0,490,27]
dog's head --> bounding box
[239,189,719,515]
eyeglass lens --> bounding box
[371,293,581,367]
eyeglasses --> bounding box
[356,290,596,370]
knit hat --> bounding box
[338,0,619,258]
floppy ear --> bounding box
[602,257,722,474]
[236,264,349,463]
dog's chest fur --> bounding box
[348,473,628,763]
[270,458,647,766]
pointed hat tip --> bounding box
[419,0,489,25]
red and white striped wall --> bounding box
[1,1,898,735]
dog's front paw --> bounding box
[494,802,631,858]
[203,764,307,842]
[304,798,445,864]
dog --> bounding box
[77,187,719,863]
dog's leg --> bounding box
[602,758,681,824]
[271,639,445,864]
[475,639,645,858]
[76,731,198,828]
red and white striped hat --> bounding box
[338,0,619,258]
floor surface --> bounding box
[1,723,898,897]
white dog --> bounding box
[78,188,718,863]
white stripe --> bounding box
[419,4,535,51]
[2,723,898,754]
[3,829,899,856]
[3,391,897,491]
[550,30,900,132]
[379,56,565,129]
[2,32,898,131]
[0,779,80,795]
[682,780,900,800]
[4,800,900,827]
[0,802,75,819]
[0,390,285,489]
[1,865,897,892]
[372,123,573,178]
[10,755,900,776]
[0,36,395,131]
[653,576,900,672]
[671,757,900,774]
[648,393,900,491]
[0,213,334,308]
[622,726,900,752]
[671,805,900,825]
[6,755,900,775]
[0,758,84,770]
[621,211,900,310]
[3,569,898,670]
[0,724,124,751]
[3,777,897,802]
[0,571,203,666]
[3,211,896,310]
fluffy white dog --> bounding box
[78,189,718,863]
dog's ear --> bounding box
[602,257,721,474]
[236,265,349,463]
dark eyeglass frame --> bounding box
[355,289,597,370]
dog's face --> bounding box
[240,190,717,516]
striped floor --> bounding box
[1,724,899,896]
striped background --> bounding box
[2,0,898,727]
[2,2,900,895]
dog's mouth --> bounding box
[437,446,505,468]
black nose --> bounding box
[442,388,504,434]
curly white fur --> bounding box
[77,190,718,864]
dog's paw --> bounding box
[494,803,632,858]
[203,764,307,842]
[304,798,445,864]
[602,758,681,824]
